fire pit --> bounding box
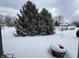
[50,44,67,58]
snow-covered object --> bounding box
[50,43,67,57]
[50,43,67,53]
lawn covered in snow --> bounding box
[2,26,79,58]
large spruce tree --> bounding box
[38,8,54,35]
[16,1,38,36]
[15,1,54,36]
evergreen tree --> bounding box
[55,20,60,26]
[16,1,38,36]
[38,8,54,35]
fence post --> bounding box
[0,26,3,57]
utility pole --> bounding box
[0,26,3,57]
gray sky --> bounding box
[0,0,79,20]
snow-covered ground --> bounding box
[1,26,79,58]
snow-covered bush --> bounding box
[61,27,68,31]
[70,28,74,30]
[76,30,79,37]
[15,1,54,36]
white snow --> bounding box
[1,26,78,58]
[50,43,67,53]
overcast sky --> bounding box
[0,0,79,20]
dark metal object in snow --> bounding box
[0,26,3,57]
[78,42,79,58]
[50,45,66,58]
